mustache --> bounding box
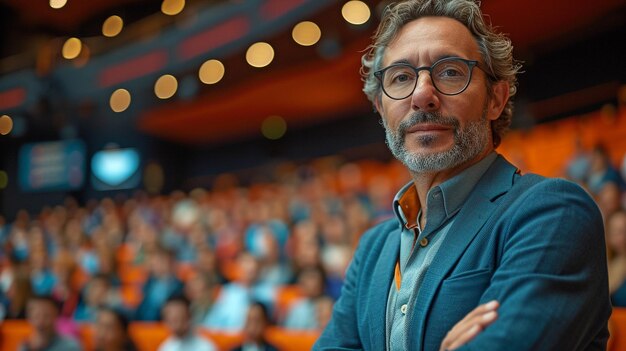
[397,112,459,136]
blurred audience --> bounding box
[94,307,138,351]
[134,247,184,321]
[230,302,279,351]
[588,145,625,195]
[202,252,275,331]
[184,273,216,326]
[158,296,217,351]
[0,146,624,343]
[4,268,33,320]
[283,265,327,330]
[19,295,81,351]
[73,274,115,322]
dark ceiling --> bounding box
[0,0,624,145]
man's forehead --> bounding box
[384,16,479,65]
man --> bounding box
[135,247,184,321]
[230,302,279,351]
[203,252,275,331]
[158,296,217,351]
[20,295,81,351]
[314,1,611,350]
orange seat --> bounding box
[199,328,243,350]
[265,326,319,351]
[610,307,626,351]
[0,320,32,351]
[128,322,169,351]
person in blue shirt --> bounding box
[134,247,184,321]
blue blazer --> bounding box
[314,156,611,351]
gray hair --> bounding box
[362,0,521,147]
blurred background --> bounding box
[0,0,625,350]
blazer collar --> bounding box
[407,154,519,350]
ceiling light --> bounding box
[49,0,67,9]
[292,21,322,46]
[0,115,13,135]
[154,74,178,99]
[246,42,274,68]
[103,15,124,37]
[261,116,287,140]
[162,0,185,16]
[199,59,225,84]
[342,1,371,25]
[110,89,131,112]
[62,37,82,59]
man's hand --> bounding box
[439,300,499,351]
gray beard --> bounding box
[383,109,490,173]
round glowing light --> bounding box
[161,0,185,16]
[341,1,371,25]
[246,42,275,68]
[102,15,124,37]
[110,89,131,112]
[62,37,82,59]
[292,21,322,46]
[198,59,225,84]
[49,0,67,9]
[0,171,8,189]
[0,115,13,135]
[261,116,287,140]
[154,75,178,99]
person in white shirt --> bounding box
[158,296,217,351]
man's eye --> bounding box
[394,74,410,82]
[389,71,414,84]
[440,68,463,77]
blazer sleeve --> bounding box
[458,179,611,351]
[313,228,370,351]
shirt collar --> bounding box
[393,152,498,229]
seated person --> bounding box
[73,273,113,322]
[94,307,138,351]
[134,247,184,321]
[203,252,275,331]
[283,265,326,330]
[19,295,81,351]
[230,302,279,351]
[158,296,217,351]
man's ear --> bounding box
[373,96,383,115]
[486,81,509,121]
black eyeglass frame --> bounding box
[373,57,491,100]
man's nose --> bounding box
[410,73,440,112]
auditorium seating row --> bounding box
[1,307,625,351]
[0,321,318,351]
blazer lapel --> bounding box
[367,225,401,351]
[408,155,519,350]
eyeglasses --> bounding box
[374,57,487,100]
